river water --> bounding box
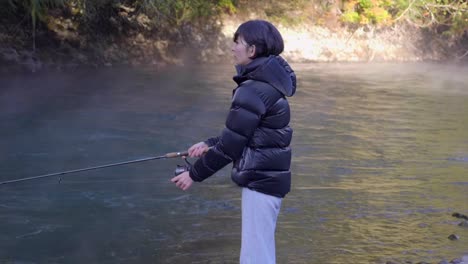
[0,63,467,264]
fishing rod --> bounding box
[0,150,191,186]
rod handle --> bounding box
[165,151,189,158]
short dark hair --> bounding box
[233,20,284,58]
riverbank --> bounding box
[1,13,467,72]
[216,18,468,63]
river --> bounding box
[0,62,467,263]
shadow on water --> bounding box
[0,62,467,263]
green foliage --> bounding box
[232,0,309,26]
[365,7,391,24]
[394,0,408,9]
[341,11,360,23]
[8,0,65,22]
[340,0,467,36]
[136,0,233,26]
[218,0,236,14]
[2,0,466,43]
[341,0,391,25]
[392,0,468,35]
[358,0,373,10]
[7,0,66,50]
[451,5,468,34]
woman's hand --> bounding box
[171,171,193,191]
[171,141,209,190]
[188,141,209,157]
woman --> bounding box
[171,19,296,263]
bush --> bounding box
[342,11,360,24]
[341,0,392,25]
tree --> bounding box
[7,0,66,51]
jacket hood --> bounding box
[233,55,296,97]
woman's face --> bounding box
[232,35,255,66]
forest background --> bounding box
[0,0,467,71]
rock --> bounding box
[458,220,468,227]
[75,53,88,63]
[450,258,462,264]
[438,260,450,264]
[115,3,135,13]
[448,234,460,240]
[135,33,146,44]
[0,48,19,62]
[47,17,79,41]
[154,40,169,51]
[452,212,468,220]
[386,261,399,264]
[136,14,151,30]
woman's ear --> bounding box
[248,45,256,58]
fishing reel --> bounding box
[174,157,192,176]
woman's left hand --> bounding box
[171,171,193,191]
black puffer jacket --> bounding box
[189,55,296,198]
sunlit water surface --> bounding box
[1,63,467,263]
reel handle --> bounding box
[174,158,192,176]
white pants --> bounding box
[240,188,282,264]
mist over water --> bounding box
[0,63,467,263]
